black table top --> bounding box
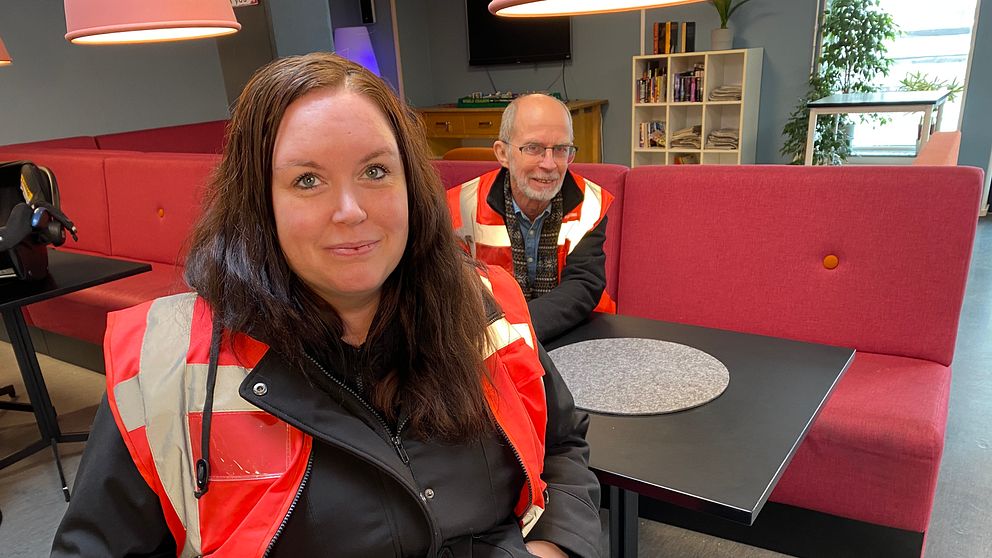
[545,313,855,525]
[808,90,950,108]
[0,250,152,311]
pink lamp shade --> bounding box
[333,27,381,76]
[64,0,241,44]
[0,36,11,66]
[489,0,704,17]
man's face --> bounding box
[495,98,573,203]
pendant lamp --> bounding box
[489,0,703,17]
[64,0,241,44]
[0,36,11,66]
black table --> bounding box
[545,314,855,558]
[0,249,150,500]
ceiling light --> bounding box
[64,0,241,44]
[489,0,704,17]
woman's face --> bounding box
[271,88,409,312]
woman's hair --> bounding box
[185,52,494,441]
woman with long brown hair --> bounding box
[52,53,600,557]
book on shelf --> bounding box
[680,22,695,53]
[650,21,695,54]
[635,63,666,103]
[639,121,666,148]
[672,154,700,164]
[673,62,705,102]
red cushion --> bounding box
[770,351,950,532]
[95,120,228,153]
[25,263,189,345]
[0,149,112,255]
[617,165,982,366]
[104,154,217,265]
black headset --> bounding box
[0,161,78,279]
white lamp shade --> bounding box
[489,0,704,17]
[333,26,381,76]
[64,0,241,44]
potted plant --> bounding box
[780,0,897,164]
[709,0,754,50]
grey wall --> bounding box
[0,0,230,145]
[393,0,819,164]
[959,0,992,177]
[267,0,335,57]
[217,5,276,107]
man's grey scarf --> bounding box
[502,174,562,301]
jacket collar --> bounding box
[486,167,582,218]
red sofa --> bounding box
[433,161,982,556]
[0,138,983,555]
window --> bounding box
[847,0,978,156]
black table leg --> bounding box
[1,308,84,501]
[609,486,639,558]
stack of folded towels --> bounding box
[708,84,743,101]
[705,128,739,150]
[670,125,702,149]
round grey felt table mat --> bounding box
[548,338,730,415]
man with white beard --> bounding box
[447,94,615,343]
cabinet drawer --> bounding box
[422,113,465,137]
[463,115,501,137]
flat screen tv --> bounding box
[465,1,571,66]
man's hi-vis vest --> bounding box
[104,268,548,558]
[447,169,616,314]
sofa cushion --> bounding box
[431,160,627,301]
[617,165,982,366]
[104,153,217,265]
[25,262,189,345]
[95,120,228,153]
[770,351,950,532]
[0,149,112,255]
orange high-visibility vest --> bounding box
[447,169,616,313]
[104,267,548,557]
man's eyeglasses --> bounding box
[505,142,578,163]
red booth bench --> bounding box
[0,136,983,556]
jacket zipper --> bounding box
[493,419,535,522]
[306,354,411,464]
[304,355,438,552]
[261,452,314,558]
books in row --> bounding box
[635,65,667,103]
[652,21,696,54]
[673,63,705,103]
[638,121,666,148]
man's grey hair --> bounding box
[498,94,573,143]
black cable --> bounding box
[485,67,498,94]
[561,60,569,102]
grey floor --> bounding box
[1,219,990,557]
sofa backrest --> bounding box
[95,120,228,153]
[0,136,99,150]
[618,164,982,366]
[0,148,112,255]
[431,160,627,300]
[104,153,218,265]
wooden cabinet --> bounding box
[417,99,607,163]
[631,48,762,166]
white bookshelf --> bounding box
[631,48,762,167]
